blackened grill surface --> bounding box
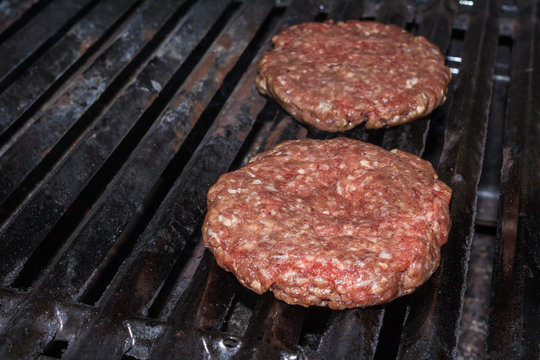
[0,1,537,360]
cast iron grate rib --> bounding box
[0,0,537,359]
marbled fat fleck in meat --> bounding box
[256,21,451,132]
[202,138,452,309]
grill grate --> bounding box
[0,0,538,359]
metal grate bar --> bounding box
[317,308,385,359]
[0,0,253,355]
[260,113,308,149]
[0,0,194,287]
[193,264,239,333]
[163,263,243,359]
[72,0,237,306]
[0,0,141,141]
[83,0,268,312]
[2,0,231,294]
[94,10,287,358]
[0,0,186,207]
[234,297,308,359]
[0,0,42,35]
[0,288,23,332]
[397,0,501,358]
[147,251,216,359]
[487,0,540,358]
[0,0,96,86]
[55,2,274,358]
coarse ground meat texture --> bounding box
[202,138,452,309]
[256,20,451,132]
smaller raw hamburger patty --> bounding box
[202,138,452,309]
[256,21,451,132]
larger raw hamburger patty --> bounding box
[256,21,451,132]
[202,138,452,309]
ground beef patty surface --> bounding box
[256,21,451,132]
[202,138,452,309]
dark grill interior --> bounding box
[0,0,538,359]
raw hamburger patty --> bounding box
[202,138,452,309]
[256,21,451,132]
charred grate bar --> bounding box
[0,0,537,359]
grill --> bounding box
[0,0,538,359]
